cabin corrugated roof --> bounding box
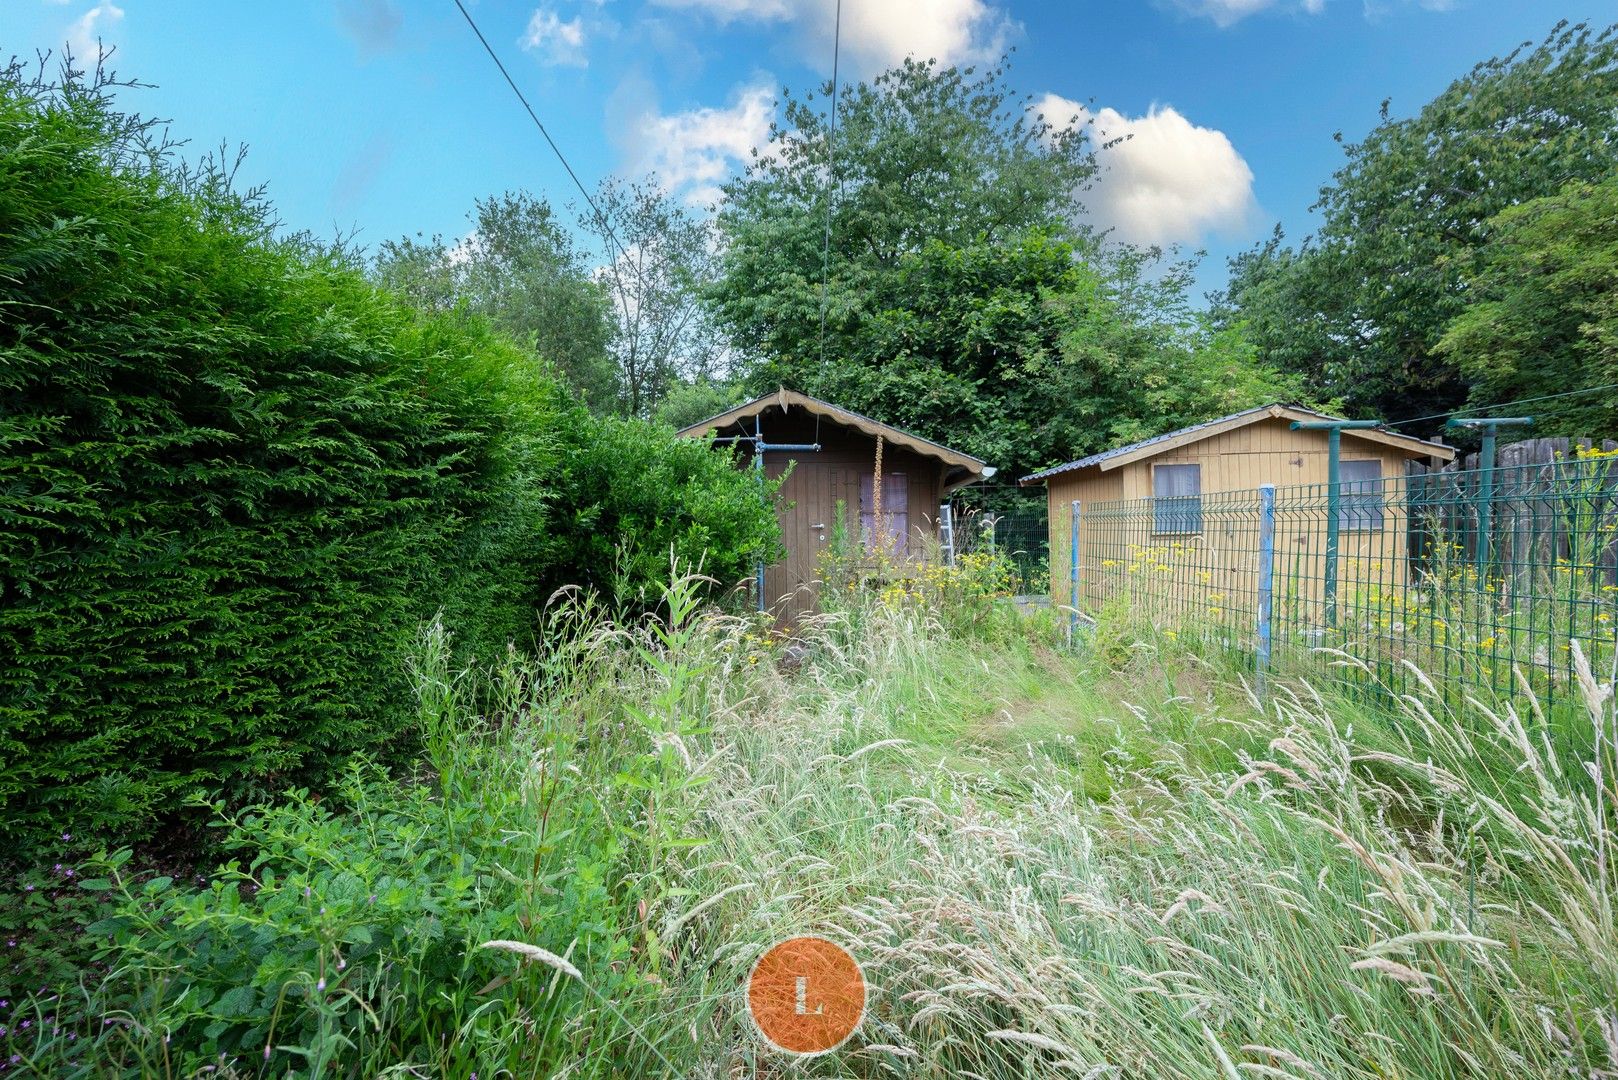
[1017,403,1452,484]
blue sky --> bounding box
[9,1,1611,299]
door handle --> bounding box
[810,523,826,529]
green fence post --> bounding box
[1448,416,1532,583]
[1291,419,1380,628]
[1256,484,1275,697]
[1069,499,1082,641]
[1324,425,1340,626]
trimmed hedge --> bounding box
[0,68,778,842]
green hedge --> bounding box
[0,68,778,843]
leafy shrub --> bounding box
[0,62,579,842]
[6,591,714,1078]
[0,63,780,844]
[551,416,784,606]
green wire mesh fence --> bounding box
[1061,449,1618,709]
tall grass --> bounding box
[9,576,1616,1077]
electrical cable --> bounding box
[451,0,633,270]
[809,0,847,443]
[1384,382,1618,429]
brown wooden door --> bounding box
[764,459,838,619]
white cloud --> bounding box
[521,7,588,67]
[1171,0,1460,25]
[649,0,1016,72]
[1164,0,1315,25]
[618,81,777,207]
[1035,93,1257,248]
[67,2,123,63]
[654,0,792,18]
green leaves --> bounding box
[711,56,1098,371]
[1435,180,1618,435]
[0,66,573,844]
[1217,20,1618,428]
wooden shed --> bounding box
[1019,404,1455,608]
[678,390,992,618]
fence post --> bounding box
[1447,417,1532,583]
[1069,499,1082,641]
[1256,484,1276,697]
[1291,419,1378,627]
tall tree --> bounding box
[1214,20,1618,430]
[375,192,618,408]
[584,177,721,417]
[709,56,1099,380]
[1436,181,1618,435]
[769,229,1305,499]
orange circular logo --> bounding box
[745,935,866,1055]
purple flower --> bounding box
[24,885,33,893]
[60,833,70,842]
[5,941,13,949]
[263,1045,272,1061]
[64,869,73,878]
[316,978,325,992]
[18,1021,28,1030]
[367,894,376,904]
[67,1034,75,1042]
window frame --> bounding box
[1337,458,1385,532]
[859,470,910,555]
[1151,462,1203,536]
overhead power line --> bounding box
[815,0,845,377]
[1385,381,1618,430]
[451,0,632,269]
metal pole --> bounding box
[1291,420,1379,629]
[754,415,766,612]
[1477,423,1496,581]
[1325,425,1340,626]
[1256,484,1276,698]
[1069,499,1082,640]
[1447,418,1531,585]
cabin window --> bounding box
[860,471,909,554]
[1152,464,1202,534]
[1339,459,1384,530]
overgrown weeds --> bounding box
[4,570,1615,1077]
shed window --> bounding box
[1153,464,1202,534]
[1338,459,1384,530]
[860,472,909,554]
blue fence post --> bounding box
[1256,484,1276,697]
[1069,499,1082,641]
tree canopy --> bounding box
[707,57,1301,493]
[1436,181,1618,435]
[1214,21,1618,430]
[375,192,620,408]
[709,57,1098,374]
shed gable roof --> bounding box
[1018,403,1455,485]
[678,389,990,476]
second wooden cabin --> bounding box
[1020,404,1455,623]
[679,389,992,619]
